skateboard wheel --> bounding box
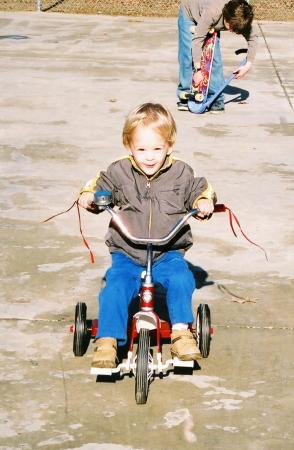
[195,93,204,102]
[179,91,189,101]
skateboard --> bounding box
[187,44,247,114]
[190,31,217,111]
[178,31,217,113]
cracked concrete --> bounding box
[0,11,293,450]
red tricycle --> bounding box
[70,190,213,404]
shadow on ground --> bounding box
[224,84,249,104]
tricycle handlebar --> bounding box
[103,206,199,246]
[93,190,200,246]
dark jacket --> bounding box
[81,155,216,265]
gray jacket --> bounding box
[81,155,216,265]
[181,0,258,63]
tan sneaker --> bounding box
[91,337,117,368]
[171,329,202,361]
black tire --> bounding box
[196,304,211,358]
[135,328,150,405]
[73,302,88,356]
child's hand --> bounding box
[78,192,96,211]
[196,198,214,219]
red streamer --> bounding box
[42,200,268,264]
[214,203,268,261]
[42,199,95,264]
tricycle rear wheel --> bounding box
[73,302,88,356]
[196,304,211,358]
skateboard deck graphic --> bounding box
[179,31,216,114]
[179,31,216,112]
[192,31,216,105]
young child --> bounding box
[177,0,258,112]
[78,103,216,368]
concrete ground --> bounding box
[0,11,293,450]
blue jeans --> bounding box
[177,6,225,108]
[97,251,196,345]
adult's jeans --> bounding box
[97,251,196,345]
[177,6,225,108]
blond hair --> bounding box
[122,103,177,148]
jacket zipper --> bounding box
[146,180,152,238]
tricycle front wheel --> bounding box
[135,328,150,405]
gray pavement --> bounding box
[0,11,294,450]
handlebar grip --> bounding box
[214,203,227,213]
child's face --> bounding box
[128,124,172,177]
